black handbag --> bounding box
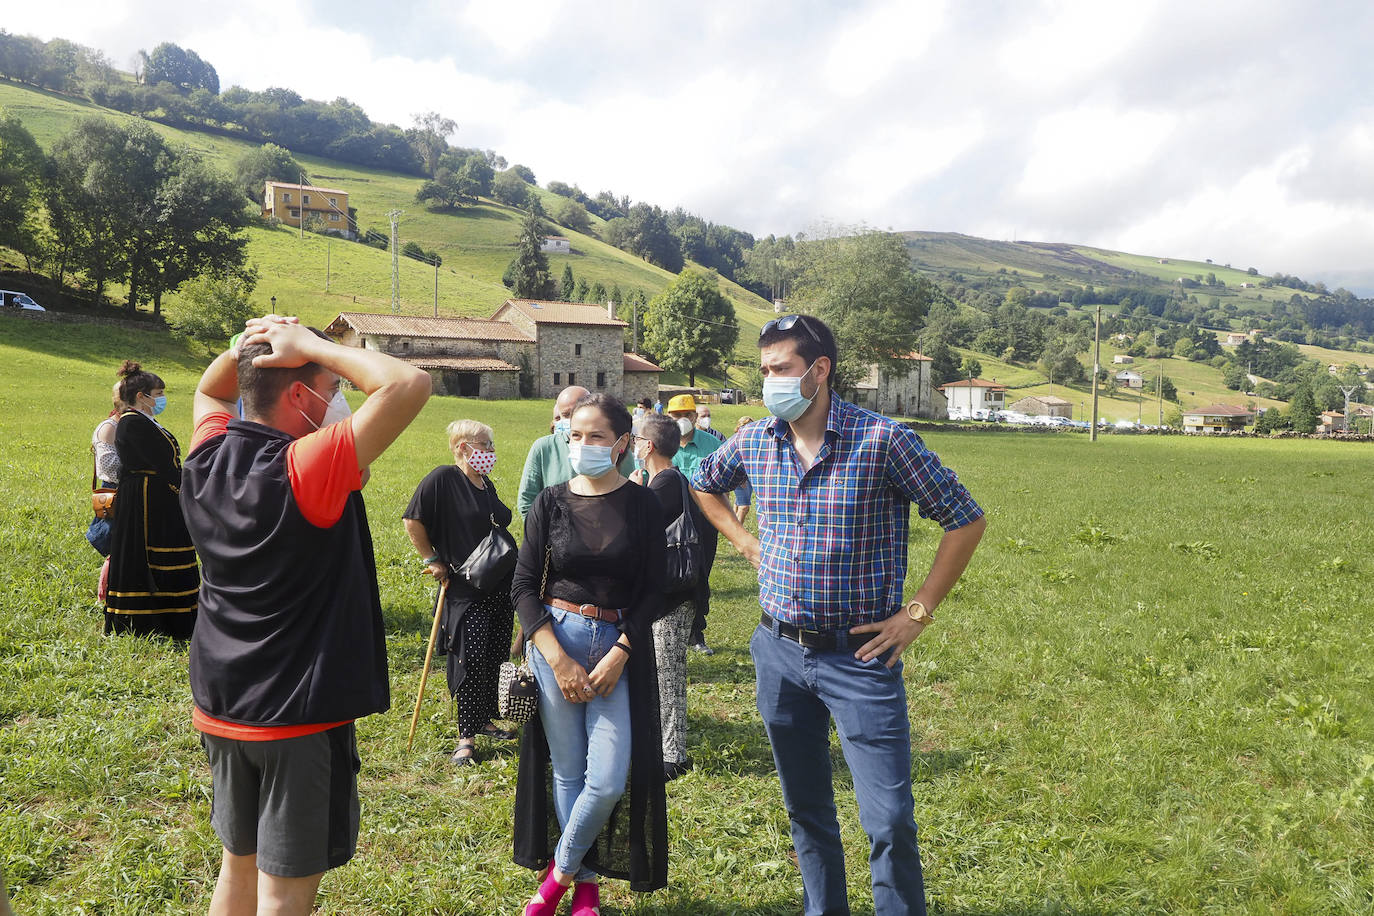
[663,471,701,592]
[455,480,517,592]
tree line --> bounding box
[0,113,251,317]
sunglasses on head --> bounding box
[760,313,823,345]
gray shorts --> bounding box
[201,723,360,877]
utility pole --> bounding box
[1157,362,1163,426]
[433,258,439,318]
[325,240,331,293]
[298,172,305,241]
[388,209,402,314]
[632,299,639,353]
[1090,305,1101,441]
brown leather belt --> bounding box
[543,596,623,624]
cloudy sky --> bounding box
[12,0,1374,287]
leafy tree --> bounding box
[789,228,933,390]
[1037,334,1087,384]
[145,42,218,93]
[554,197,590,233]
[233,143,307,204]
[642,269,739,386]
[509,164,536,184]
[589,281,607,304]
[169,268,258,340]
[560,264,575,301]
[492,169,528,208]
[547,181,577,197]
[1288,381,1319,433]
[609,283,622,306]
[504,208,555,300]
[959,356,983,379]
[619,203,682,272]
[406,112,456,177]
[575,278,590,301]
[0,113,46,272]
[1254,407,1288,433]
[1222,362,1248,391]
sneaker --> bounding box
[690,640,714,655]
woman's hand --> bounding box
[551,654,595,703]
[422,560,449,582]
[587,646,629,697]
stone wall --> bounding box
[360,332,532,367]
[535,325,624,399]
[623,371,660,406]
[869,361,944,419]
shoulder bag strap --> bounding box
[676,470,698,539]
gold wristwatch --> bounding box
[905,599,934,625]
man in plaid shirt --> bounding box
[693,314,985,916]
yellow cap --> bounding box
[666,394,697,413]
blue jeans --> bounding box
[751,621,926,916]
[528,606,632,881]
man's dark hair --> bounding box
[573,392,632,440]
[758,314,838,386]
[237,328,331,419]
[640,414,680,458]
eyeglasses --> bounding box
[760,313,823,346]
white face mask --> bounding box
[299,382,350,431]
[465,447,497,476]
[677,417,695,436]
[696,415,712,430]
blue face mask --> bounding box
[151,394,167,416]
[762,360,819,422]
[568,439,622,478]
[554,418,571,437]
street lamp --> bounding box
[270,295,276,313]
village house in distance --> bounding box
[262,181,355,237]
[325,299,662,403]
[841,352,947,419]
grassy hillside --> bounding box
[0,81,777,388]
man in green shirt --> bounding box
[516,386,635,517]
[666,394,722,653]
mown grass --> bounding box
[4,312,1374,913]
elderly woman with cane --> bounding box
[404,420,518,766]
[510,392,669,916]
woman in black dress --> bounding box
[404,419,517,766]
[104,360,199,640]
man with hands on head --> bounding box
[690,313,986,916]
[180,314,431,916]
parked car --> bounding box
[1,291,45,311]
[719,388,746,405]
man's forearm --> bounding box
[913,515,986,611]
[302,336,423,396]
[693,489,756,556]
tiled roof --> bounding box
[404,356,520,372]
[1014,395,1073,406]
[938,378,1007,390]
[266,180,348,196]
[1183,404,1253,417]
[623,353,662,372]
[326,312,533,343]
[497,299,628,327]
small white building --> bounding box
[938,378,1007,418]
[540,236,571,254]
[1113,354,1134,364]
[1115,370,1144,389]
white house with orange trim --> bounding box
[939,378,1007,419]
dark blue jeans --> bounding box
[751,621,926,916]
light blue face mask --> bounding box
[568,437,624,479]
[554,418,571,437]
[762,359,819,422]
[151,394,168,416]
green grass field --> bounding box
[4,312,1374,914]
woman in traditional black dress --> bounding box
[403,419,518,766]
[104,361,199,640]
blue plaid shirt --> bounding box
[692,396,983,631]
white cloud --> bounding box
[824,0,947,98]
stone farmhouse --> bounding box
[540,236,572,254]
[325,299,661,402]
[841,352,946,419]
[1009,394,1073,418]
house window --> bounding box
[303,194,311,205]
[328,212,339,221]
[288,208,300,218]
[329,197,337,206]
[575,343,582,356]
[568,372,576,386]
[596,371,606,388]
[283,192,291,203]
[553,372,561,385]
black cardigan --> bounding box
[510,482,669,891]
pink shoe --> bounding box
[523,873,570,916]
[570,881,600,916]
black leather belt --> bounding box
[761,613,848,651]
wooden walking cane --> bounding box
[407,579,448,752]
